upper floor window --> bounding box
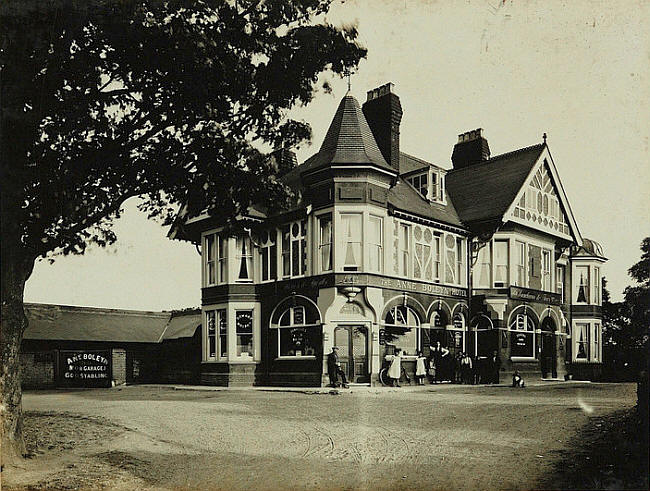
[341,213,362,271]
[413,225,439,282]
[368,215,383,273]
[260,230,277,282]
[236,236,253,282]
[493,240,509,287]
[575,265,590,303]
[318,214,333,272]
[475,242,491,288]
[455,238,465,284]
[515,241,526,287]
[431,170,446,203]
[542,249,552,291]
[282,220,306,278]
[556,265,565,302]
[399,223,410,276]
[407,172,428,197]
[205,233,226,286]
[594,267,601,305]
[444,234,460,284]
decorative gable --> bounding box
[504,149,581,243]
[511,163,571,236]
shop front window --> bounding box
[276,306,320,358]
[235,310,254,358]
[383,305,420,355]
[206,309,227,360]
[509,313,535,359]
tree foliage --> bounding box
[1,0,366,260]
[602,238,650,380]
[0,0,366,458]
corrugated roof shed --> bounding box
[24,303,171,343]
[445,144,545,226]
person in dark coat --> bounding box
[490,350,502,384]
[327,346,348,388]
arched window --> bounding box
[383,306,421,354]
[509,312,536,359]
[271,302,321,358]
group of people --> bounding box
[386,344,504,387]
[328,343,514,388]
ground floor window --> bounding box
[573,321,601,362]
[235,310,254,358]
[276,305,320,357]
[206,309,227,360]
[509,312,536,359]
[383,305,420,355]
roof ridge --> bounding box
[24,302,169,317]
[448,142,544,173]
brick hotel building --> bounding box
[170,83,606,387]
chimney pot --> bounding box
[451,128,490,169]
[362,83,403,172]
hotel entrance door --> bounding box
[333,326,369,383]
[541,317,557,378]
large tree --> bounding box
[0,0,365,460]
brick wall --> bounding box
[21,352,56,389]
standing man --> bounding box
[490,350,502,384]
[327,346,349,388]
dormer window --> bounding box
[406,168,446,203]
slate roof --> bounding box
[399,152,445,176]
[445,144,545,226]
[388,179,464,227]
[24,303,171,343]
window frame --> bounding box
[318,214,333,273]
[235,235,254,283]
[205,308,227,361]
[259,229,277,283]
[204,232,227,286]
[281,220,307,279]
[234,309,255,359]
[509,312,536,360]
[340,212,363,272]
[368,215,384,273]
[274,306,321,359]
[493,240,509,288]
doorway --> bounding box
[541,317,557,378]
[333,325,369,383]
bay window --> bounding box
[236,236,253,282]
[455,238,465,286]
[556,265,565,302]
[318,214,333,272]
[444,234,458,284]
[205,309,227,360]
[515,241,526,286]
[341,213,362,271]
[493,240,509,287]
[593,323,600,361]
[575,265,590,303]
[204,233,226,286]
[594,267,601,305]
[368,215,383,273]
[476,242,491,288]
[575,322,590,360]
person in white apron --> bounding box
[387,348,403,387]
[415,350,427,385]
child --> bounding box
[512,370,525,388]
[415,350,427,385]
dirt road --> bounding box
[3,382,637,490]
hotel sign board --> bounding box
[337,274,468,298]
[58,350,112,388]
[509,286,561,305]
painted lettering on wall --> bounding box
[59,350,111,387]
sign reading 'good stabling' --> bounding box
[59,350,112,388]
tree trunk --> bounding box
[1,243,35,465]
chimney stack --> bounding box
[362,82,403,172]
[451,128,491,169]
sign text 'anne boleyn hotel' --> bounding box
[169,83,606,387]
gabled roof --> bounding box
[399,152,446,176]
[24,303,171,343]
[388,179,464,228]
[445,144,545,226]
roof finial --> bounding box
[543,132,547,144]
[344,68,351,93]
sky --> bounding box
[25,0,649,310]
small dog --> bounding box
[512,371,525,388]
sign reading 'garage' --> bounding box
[59,350,112,388]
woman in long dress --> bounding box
[387,348,403,387]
